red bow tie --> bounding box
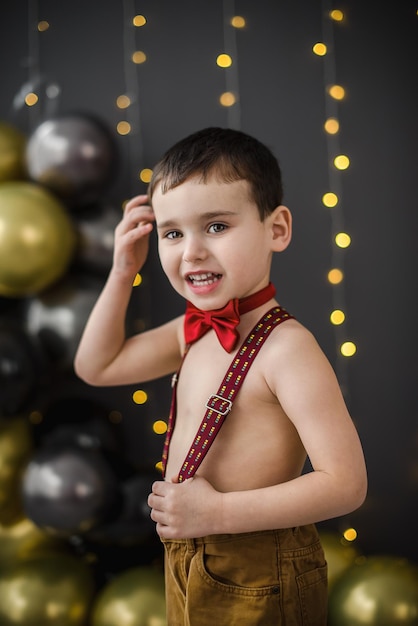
[184,282,276,352]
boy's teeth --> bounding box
[189,273,219,285]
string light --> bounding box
[219,0,242,129]
[132,389,148,405]
[318,3,356,396]
[313,42,327,56]
[153,420,168,435]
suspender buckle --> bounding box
[205,394,232,416]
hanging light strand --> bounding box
[121,0,145,195]
[221,0,242,129]
[320,1,353,396]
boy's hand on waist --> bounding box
[148,475,223,539]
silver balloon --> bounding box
[24,276,103,369]
[22,444,121,536]
[25,114,118,208]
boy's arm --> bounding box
[74,195,182,387]
[148,325,367,538]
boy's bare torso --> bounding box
[165,305,307,491]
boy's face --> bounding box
[152,176,280,310]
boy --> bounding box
[74,127,367,625]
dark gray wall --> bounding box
[1,0,417,563]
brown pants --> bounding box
[161,525,328,625]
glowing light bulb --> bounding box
[219,92,236,107]
[153,420,168,435]
[313,42,327,56]
[322,192,339,207]
[343,528,358,541]
[328,269,344,284]
[133,15,146,27]
[25,93,38,106]
[334,154,350,170]
[328,84,346,100]
[324,118,339,134]
[340,341,356,357]
[330,9,344,21]
[231,16,246,28]
[117,121,131,135]
[38,20,49,31]
[133,273,142,287]
[139,168,152,183]
[132,389,148,404]
[330,309,345,325]
[335,232,351,248]
[132,50,147,64]
[217,53,233,68]
[116,95,131,109]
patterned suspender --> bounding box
[161,306,294,482]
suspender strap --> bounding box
[168,306,294,483]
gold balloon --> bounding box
[0,553,95,626]
[328,556,418,626]
[0,515,70,575]
[0,121,26,181]
[92,566,166,626]
[0,182,76,296]
[0,416,33,523]
[319,531,361,589]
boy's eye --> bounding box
[165,230,182,239]
[208,223,227,234]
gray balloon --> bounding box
[22,444,121,535]
[25,114,118,208]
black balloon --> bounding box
[25,113,118,208]
[72,203,121,275]
[85,472,159,546]
[22,444,122,535]
[0,322,45,415]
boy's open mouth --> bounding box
[187,272,222,286]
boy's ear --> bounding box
[269,205,292,252]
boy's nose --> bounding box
[182,236,207,263]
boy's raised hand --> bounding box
[113,194,155,279]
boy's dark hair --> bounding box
[148,127,283,220]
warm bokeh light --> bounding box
[330,9,344,21]
[155,460,163,473]
[328,268,344,284]
[334,154,350,170]
[217,53,233,68]
[133,15,147,27]
[328,84,346,100]
[340,341,357,357]
[29,410,43,424]
[219,92,236,107]
[139,168,153,183]
[116,95,131,109]
[38,20,49,31]
[25,92,38,106]
[322,192,339,207]
[117,121,131,135]
[335,232,351,248]
[132,389,148,404]
[108,410,123,424]
[133,273,142,287]
[313,42,327,56]
[343,527,358,542]
[330,309,345,325]
[153,420,168,435]
[231,16,246,28]
[324,118,340,134]
[132,50,147,64]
